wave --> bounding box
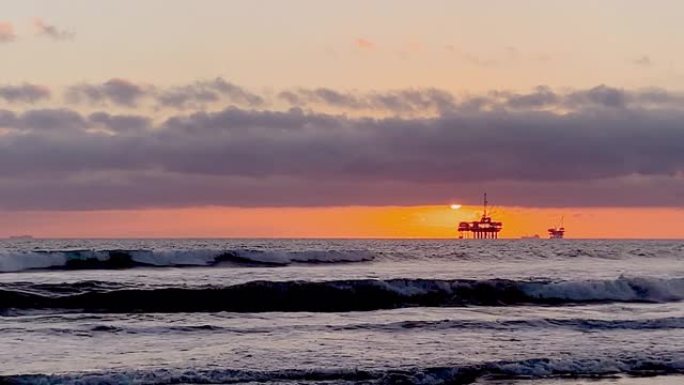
[0,248,376,272]
[3,241,684,274]
[2,276,682,313]
[338,316,684,333]
[7,316,682,337]
[3,354,683,384]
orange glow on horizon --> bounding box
[2,205,684,239]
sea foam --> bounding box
[0,248,376,273]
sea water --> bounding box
[0,239,683,384]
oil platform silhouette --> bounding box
[458,193,503,239]
[548,217,565,239]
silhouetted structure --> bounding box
[548,217,565,239]
[458,193,503,239]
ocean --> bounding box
[0,239,683,384]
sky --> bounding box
[1,0,684,238]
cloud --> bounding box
[565,85,629,108]
[278,87,456,115]
[354,38,375,50]
[16,108,87,131]
[463,54,499,67]
[33,18,74,40]
[88,112,151,134]
[501,85,558,109]
[0,109,18,127]
[3,173,684,211]
[66,78,148,107]
[0,83,51,103]
[157,78,264,109]
[64,78,265,110]
[632,55,652,67]
[0,21,16,43]
[277,85,684,115]
[467,85,684,112]
[1,88,684,209]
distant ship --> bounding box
[8,235,34,240]
[458,193,503,239]
[521,234,540,239]
[547,218,565,239]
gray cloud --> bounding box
[17,108,87,131]
[2,173,683,211]
[565,85,629,109]
[0,83,51,104]
[502,86,558,109]
[157,78,264,109]
[66,78,147,107]
[276,85,684,115]
[278,87,456,114]
[0,109,18,127]
[64,78,264,110]
[33,18,74,40]
[88,112,151,134]
[58,79,684,116]
[0,90,684,209]
[470,85,684,112]
[632,55,652,67]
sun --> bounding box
[450,204,462,210]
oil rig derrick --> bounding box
[458,193,503,239]
[548,217,565,239]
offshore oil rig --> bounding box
[547,218,565,239]
[458,193,503,239]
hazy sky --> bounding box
[1,1,684,237]
[3,0,684,90]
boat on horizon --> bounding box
[520,234,540,239]
[7,235,34,240]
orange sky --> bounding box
[3,206,684,239]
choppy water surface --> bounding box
[0,239,683,384]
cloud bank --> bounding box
[5,79,684,117]
[1,81,684,210]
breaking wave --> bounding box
[3,354,683,384]
[2,276,682,313]
[0,248,376,273]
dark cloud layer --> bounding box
[1,88,684,209]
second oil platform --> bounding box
[548,218,565,239]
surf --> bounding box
[2,276,682,313]
[0,248,376,273]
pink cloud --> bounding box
[33,17,74,40]
[354,37,375,50]
[0,21,16,43]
